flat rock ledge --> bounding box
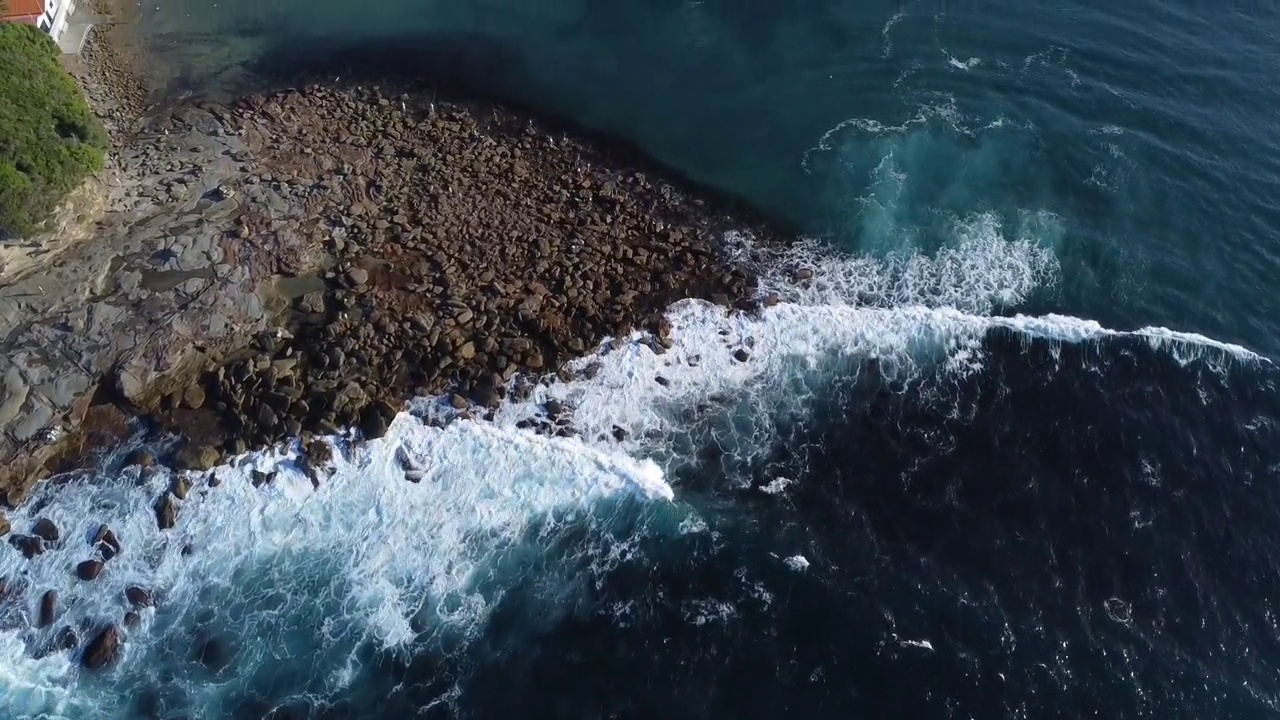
[0,80,787,503]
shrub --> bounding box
[0,22,108,239]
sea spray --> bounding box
[0,238,1268,719]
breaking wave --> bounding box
[0,221,1266,717]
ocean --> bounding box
[6,0,1280,717]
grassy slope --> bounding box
[0,22,107,239]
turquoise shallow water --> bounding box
[7,3,1280,719]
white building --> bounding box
[1,0,76,44]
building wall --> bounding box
[37,0,74,41]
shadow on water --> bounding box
[151,31,805,241]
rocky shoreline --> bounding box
[0,19,793,511]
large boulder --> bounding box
[93,524,121,561]
[31,517,59,544]
[36,590,56,627]
[154,494,178,530]
[125,586,153,608]
[174,444,221,471]
[76,559,104,581]
[81,625,122,670]
[9,534,43,559]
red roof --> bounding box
[1,0,44,22]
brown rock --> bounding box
[0,514,9,538]
[154,494,178,530]
[346,267,369,287]
[76,559,104,581]
[124,448,157,468]
[81,626,122,670]
[183,384,207,410]
[10,534,43,559]
[31,518,59,544]
[171,475,192,500]
[37,590,56,627]
[123,611,140,628]
[125,586,153,608]
[93,524,121,561]
[175,444,221,471]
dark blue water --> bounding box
[5,1,1280,718]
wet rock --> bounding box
[31,518,59,544]
[123,611,140,628]
[175,444,221,471]
[345,267,369,287]
[255,403,279,429]
[93,524,122,561]
[54,626,78,652]
[449,394,468,410]
[182,384,207,410]
[250,470,275,488]
[544,399,564,420]
[10,534,43,559]
[37,590,56,627]
[82,625,122,670]
[76,559,105,581]
[171,475,192,500]
[358,401,393,440]
[0,514,9,538]
[125,586,153,608]
[123,448,157,468]
[154,493,178,530]
[733,348,751,363]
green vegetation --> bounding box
[0,22,107,239]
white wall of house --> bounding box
[35,0,75,42]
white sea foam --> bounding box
[0,213,1268,717]
[783,555,810,572]
[0,416,678,718]
[882,11,906,58]
[944,52,982,71]
[737,211,1062,315]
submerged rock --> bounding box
[81,625,122,670]
[31,517,59,544]
[54,626,77,652]
[194,633,231,671]
[123,611,139,628]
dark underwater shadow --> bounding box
[149,29,803,241]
